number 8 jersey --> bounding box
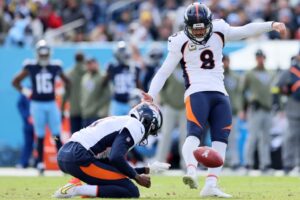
[169,19,229,98]
[23,59,63,101]
[148,19,273,100]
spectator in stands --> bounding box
[293,3,300,39]
[81,58,110,127]
[241,49,275,173]
[102,41,141,116]
[62,52,86,134]
[16,93,34,168]
[39,4,62,30]
[1,0,300,45]
[155,64,187,169]
[60,0,85,41]
[82,0,101,33]
[223,55,241,169]
[4,11,29,47]
[28,12,43,44]
[129,10,156,43]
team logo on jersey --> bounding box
[188,43,196,51]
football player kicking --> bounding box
[53,102,170,198]
[142,2,286,198]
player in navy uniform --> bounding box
[102,41,141,116]
[12,40,70,174]
[53,102,170,198]
[142,43,164,91]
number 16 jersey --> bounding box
[23,59,62,101]
[168,19,230,98]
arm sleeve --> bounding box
[225,22,273,41]
[148,52,181,100]
[109,128,137,179]
[134,167,147,174]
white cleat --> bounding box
[200,185,232,198]
[52,183,79,198]
[182,174,198,189]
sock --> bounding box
[75,185,97,197]
[206,141,227,186]
[53,135,62,151]
[37,137,44,163]
[182,136,200,175]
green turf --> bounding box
[0,176,299,200]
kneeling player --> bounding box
[53,102,170,198]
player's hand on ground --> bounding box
[271,22,286,37]
[141,91,153,103]
[134,174,151,188]
[148,161,171,174]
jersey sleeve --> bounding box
[22,59,34,71]
[212,19,230,40]
[123,118,145,146]
[109,129,137,179]
[225,21,273,42]
[167,32,185,56]
[213,19,273,42]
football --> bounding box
[193,146,223,168]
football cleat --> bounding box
[200,184,232,198]
[182,174,198,189]
[37,162,44,176]
[53,178,82,198]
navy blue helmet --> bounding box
[184,3,213,45]
[129,102,163,145]
[113,41,131,65]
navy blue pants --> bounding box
[20,123,34,167]
[57,142,139,198]
[185,91,232,144]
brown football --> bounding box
[193,146,223,168]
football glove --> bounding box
[21,87,32,99]
[148,161,171,174]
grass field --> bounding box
[0,175,299,200]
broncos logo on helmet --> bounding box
[184,2,213,45]
[129,102,163,145]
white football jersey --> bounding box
[148,19,272,101]
[168,19,230,98]
[69,116,145,151]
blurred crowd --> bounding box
[0,0,300,47]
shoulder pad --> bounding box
[50,59,63,67]
[22,59,36,67]
[212,19,230,34]
[167,31,188,54]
